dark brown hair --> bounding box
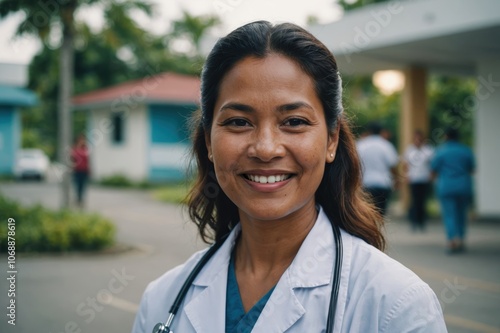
[187,21,385,250]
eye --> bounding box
[222,118,251,127]
[283,118,310,127]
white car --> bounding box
[14,149,50,181]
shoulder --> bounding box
[345,235,445,332]
[432,145,445,160]
[348,236,422,293]
[132,249,209,333]
[144,248,208,300]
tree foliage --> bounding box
[338,0,390,11]
[170,10,220,55]
[427,75,475,147]
[343,75,401,146]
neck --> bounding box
[235,203,318,276]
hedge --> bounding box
[0,195,116,253]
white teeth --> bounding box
[247,174,290,183]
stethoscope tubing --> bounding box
[326,223,343,332]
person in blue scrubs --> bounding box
[431,128,475,253]
[132,21,447,333]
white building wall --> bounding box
[476,59,500,217]
[87,105,148,181]
[149,144,190,169]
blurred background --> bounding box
[0,0,499,332]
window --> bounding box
[111,112,124,144]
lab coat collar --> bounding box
[184,224,238,333]
[184,207,346,333]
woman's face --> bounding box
[207,54,338,223]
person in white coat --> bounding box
[132,21,447,333]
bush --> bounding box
[98,174,133,187]
[0,195,116,253]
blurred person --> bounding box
[431,128,475,254]
[380,128,392,142]
[132,21,446,333]
[357,122,399,216]
[71,134,90,208]
[403,130,434,232]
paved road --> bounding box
[0,181,499,333]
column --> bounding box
[399,67,428,213]
[476,59,500,218]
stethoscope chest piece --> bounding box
[153,322,171,333]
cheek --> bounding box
[213,160,239,186]
[211,134,245,182]
[293,137,328,168]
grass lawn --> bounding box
[151,182,191,204]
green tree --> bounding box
[170,10,220,56]
[0,0,153,208]
[343,75,400,146]
[338,0,390,11]
[427,75,475,147]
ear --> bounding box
[326,124,340,163]
[205,131,213,162]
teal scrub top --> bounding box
[225,250,275,333]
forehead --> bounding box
[217,54,316,99]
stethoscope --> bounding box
[153,221,343,333]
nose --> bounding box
[247,126,286,162]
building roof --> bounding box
[72,72,200,109]
[309,0,500,75]
[0,85,38,107]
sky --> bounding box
[0,0,344,65]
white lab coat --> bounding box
[132,208,447,333]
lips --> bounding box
[244,174,293,184]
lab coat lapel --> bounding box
[252,208,336,332]
[252,269,306,332]
[183,225,240,333]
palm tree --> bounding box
[171,10,220,56]
[0,0,153,208]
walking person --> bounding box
[132,21,446,333]
[71,134,90,208]
[403,130,434,232]
[431,128,475,254]
[357,122,399,217]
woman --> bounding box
[132,21,446,333]
[431,128,475,253]
[71,134,90,208]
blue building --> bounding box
[73,72,200,182]
[0,63,37,176]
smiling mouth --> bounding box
[244,174,293,184]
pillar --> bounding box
[476,59,500,218]
[399,67,428,213]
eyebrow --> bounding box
[219,102,254,113]
[276,102,314,113]
[219,101,314,113]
